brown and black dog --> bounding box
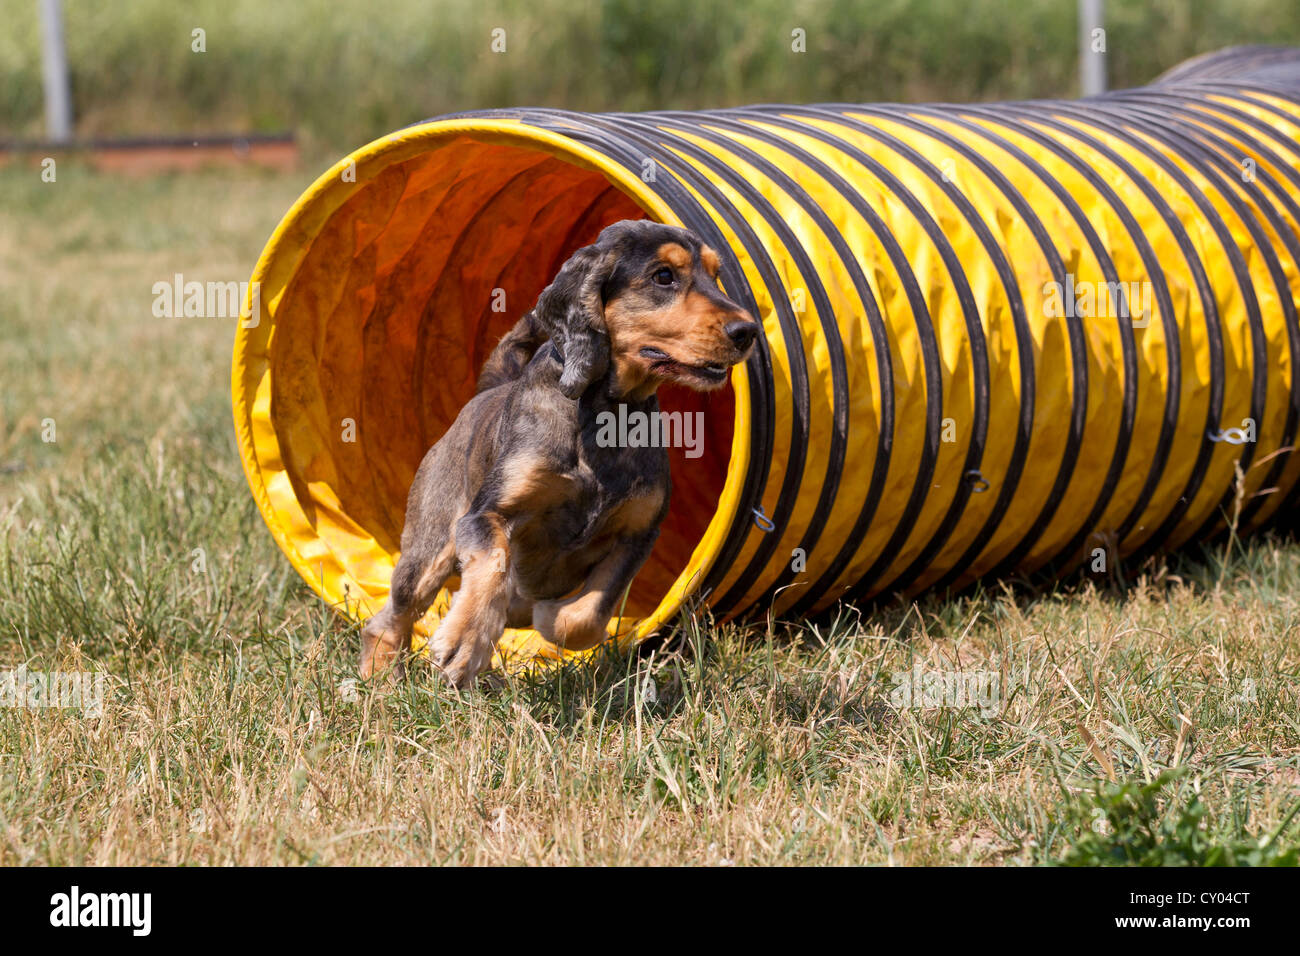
[359,220,758,687]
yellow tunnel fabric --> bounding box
[233,47,1300,667]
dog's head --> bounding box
[534,220,758,400]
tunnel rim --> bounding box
[230,116,754,664]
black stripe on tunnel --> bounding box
[775,105,1005,599]
[901,104,1143,578]
[1041,99,1268,559]
[796,106,1041,604]
[1191,84,1300,519]
[687,110,908,614]
[988,104,1227,562]
[724,109,951,618]
[953,103,1181,552]
[1135,86,1300,522]
[745,106,981,609]
[1107,91,1300,530]
[862,103,1120,588]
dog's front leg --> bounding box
[533,528,658,652]
[428,511,511,688]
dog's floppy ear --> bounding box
[534,241,618,399]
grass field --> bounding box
[5,1,1300,151]
[2,162,1299,866]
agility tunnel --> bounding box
[233,46,1300,666]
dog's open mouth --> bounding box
[640,347,730,385]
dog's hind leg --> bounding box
[359,537,455,681]
[427,511,511,688]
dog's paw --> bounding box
[360,618,409,682]
[429,631,494,689]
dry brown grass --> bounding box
[1,165,1298,865]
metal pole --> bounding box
[1078,0,1106,97]
[39,0,73,142]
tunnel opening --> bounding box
[237,126,746,659]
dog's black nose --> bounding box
[725,320,759,350]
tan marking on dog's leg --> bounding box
[607,489,667,536]
[496,455,577,514]
[532,530,658,653]
[533,590,613,653]
[428,514,510,688]
[360,541,455,681]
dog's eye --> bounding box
[652,267,675,287]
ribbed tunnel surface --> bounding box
[233,46,1300,667]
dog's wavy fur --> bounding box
[360,220,758,686]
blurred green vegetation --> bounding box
[2,0,1300,152]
